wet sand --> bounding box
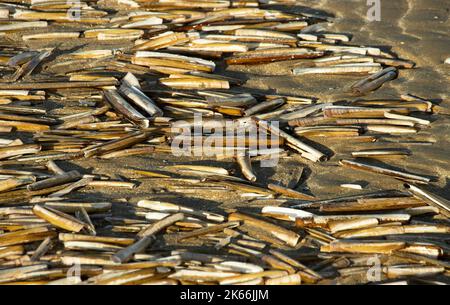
[3,1,449,214]
[77,0,449,212]
[223,0,450,201]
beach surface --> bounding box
[66,0,450,213]
[0,1,449,286]
[3,0,449,214]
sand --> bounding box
[2,0,449,215]
[222,0,450,202]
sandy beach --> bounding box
[226,0,450,196]
[0,0,449,285]
[60,0,450,207]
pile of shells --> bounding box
[0,0,448,285]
